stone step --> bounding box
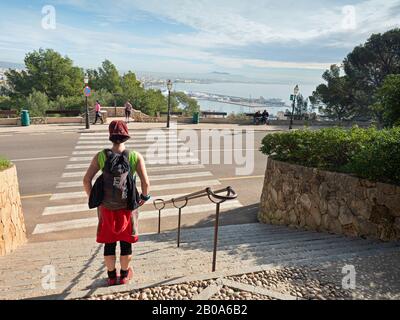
[1,223,399,300]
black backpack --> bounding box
[89,149,140,210]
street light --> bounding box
[289,85,299,130]
[166,79,173,129]
[84,75,90,130]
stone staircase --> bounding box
[0,223,399,300]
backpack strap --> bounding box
[98,149,112,172]
[98,149,136,172]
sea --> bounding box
[148,82,318,115]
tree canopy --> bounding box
[312,28,400,125]
[374,74,400,127]
[2,48,197,117]
[5,49,83,101]
[311,65,356,121]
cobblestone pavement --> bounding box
[83,258,400,301]
[0,223,399,300]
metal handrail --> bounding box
[153,186,238,272]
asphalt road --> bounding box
[0,129,269,243]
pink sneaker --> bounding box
[119,268,134,285]
[107,270,118,286]
[107,277,118,286]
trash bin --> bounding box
[21,110,30,126]
[193,112,200,124]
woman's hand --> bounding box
[138,199,146,207]
[139,194,151,207]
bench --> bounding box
[245,113,270,125]
[0,110,17,118]
[45,110,82,117]
[202,111,228,118]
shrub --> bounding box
[24,90,50,117]
[0,156,12,171]
[261,127,400,185]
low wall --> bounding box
[0,118,17,125]
[259,159,400,241]
[0,165,27,256]
[46,117,84,124]
[0,117,87,125]
[102,107,125,117]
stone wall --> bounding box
[259,159,400,241]
[0,165,27,256]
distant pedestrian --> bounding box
[124,101,133,123]
[262,110,269,125]
[93,100,104,125]
[83,120,151,286]
[253,111,261,125]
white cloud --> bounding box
[132,0,400,48]
[1,0,399,76]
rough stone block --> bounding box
[0,165,27,256]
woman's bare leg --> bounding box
[120,255,132,270]
[105,256,117,272]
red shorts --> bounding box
[96,206,139,244]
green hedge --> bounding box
[0,156,12,171]
[261,127,400,186]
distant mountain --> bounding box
[211,71,231,75]
[0,61,25,70]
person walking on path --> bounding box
[93,100,104,125]
[83,120,151,286]
[124,101,133,123]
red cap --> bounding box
[109,120,130,141]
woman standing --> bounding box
[83,120,151,286]
[124,101,133,123]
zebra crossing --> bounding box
[32,131,243,236]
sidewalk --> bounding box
[0,119,289,135]
[0,223,399,300]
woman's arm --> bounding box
[135,152,150,205]
[83,153,101,197]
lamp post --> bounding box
[289,85,299,130]
[84,75,90,130]
[167,79,173,128]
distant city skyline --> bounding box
[0,0,399,85]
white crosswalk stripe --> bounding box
[74,144,186,150]
[42,199,241,217]
[72,148,193,155]
[34,201,242,234]
[77,140,182,146]
[78,137,180,141]
[62,164,205,176]
[64,163,205,171]
[62,170,211,180]
[81,132,177,136]
[56,179,221,191]
[57,172,213,188]
[33,131,243,236]
[69,153,197,162]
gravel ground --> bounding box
[81,250,400,301]
[81,266,353,301]
[210,286,276,301]
[226,267,351,300]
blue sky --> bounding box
[0,0,399,84]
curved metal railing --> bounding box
[153,186,238,272]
